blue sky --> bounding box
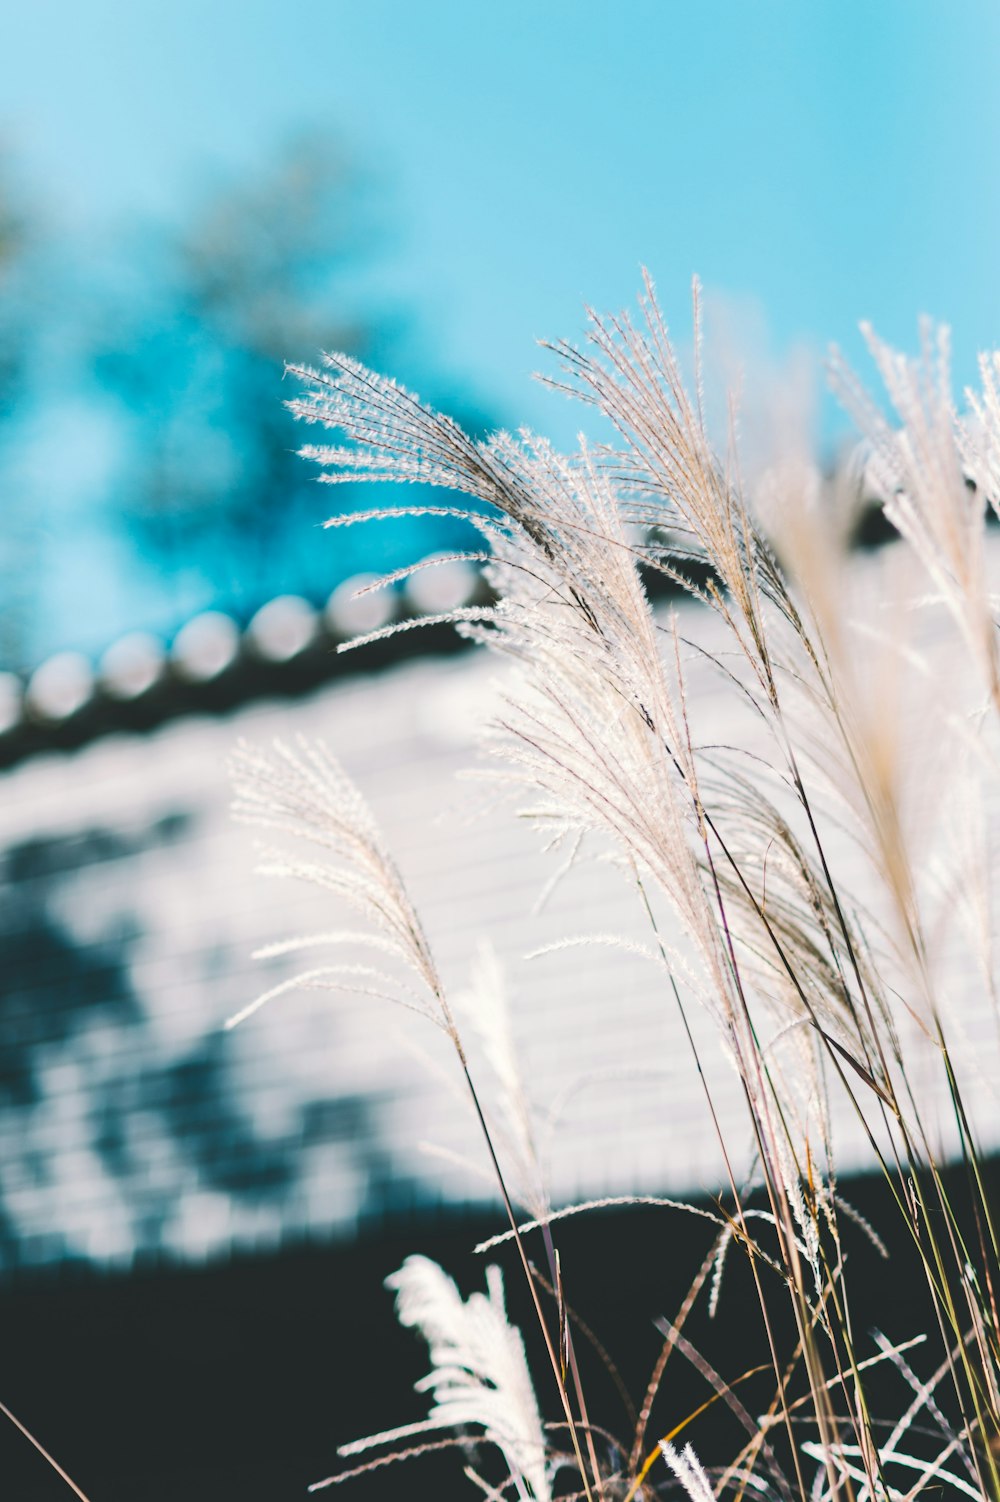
[4,1,1000,658]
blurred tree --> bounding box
[0,163,30,416]
[97,134,493,620]
[97,134,368,608]
[0,150,40,666]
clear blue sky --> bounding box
[4,0,1000,658]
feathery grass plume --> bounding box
[454,942,549,1223]
[963,348,1000,543]
[831,321,1000,714]
[751,461,1000,1152]
[230,738,604,1500]
[311,376,848,1448]
[227,736,455,1034]
[582,305,1000,1418]
[295,303,886,1282]
[658,1442,717,1502]
[545,288,964,1078]
[288,344,774,1149]
[289,343,753,1042]
[260,283,1000,1501]
[285,310,883,1491]
[340,1256,552,1502]
[760,454,1000,1412]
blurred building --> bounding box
[0,570,710,1277]
[1,559,997,1280]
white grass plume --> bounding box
[341,1255,551,1502]
[659,1442,718,1502]
[228,736,455,1035]
[832,320,1000,714]
[271,289,1000,1502]
[454,942,548,1222]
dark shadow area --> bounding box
[0,1159,996,1500]
[0,826,148,1123]
[0,819,420,1271]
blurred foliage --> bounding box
[0,150,41,666]
[0,166,31,419]
[95,136,372,604]
[95,134,493,619]
[0,132,495,671]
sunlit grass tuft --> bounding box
[233,279,1000,1502]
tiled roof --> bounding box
[0,558,484,770]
